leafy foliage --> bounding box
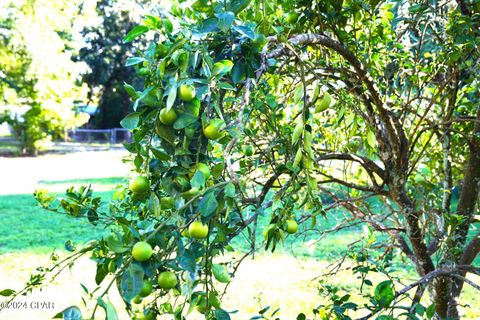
[3,0,480,319]
[0,0,90,155]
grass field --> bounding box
[0,152,479,319]
[0,177,121,254]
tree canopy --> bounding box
[0,0,92,154]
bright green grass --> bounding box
[0,177,123,254]
[0,176,356,261]
[0,192,111,254]
[0,177,474,267]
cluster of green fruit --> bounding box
[129,233,231,317]
[157,84,225,140]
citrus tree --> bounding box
[2,0,480,319]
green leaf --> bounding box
[226,0,252,13]
[53,306,82,320]
[150,148,170,161]
[105,234,129,253]
[211,163,225,178]
[192,0,212,13]
[297,314,307,320]
[0,289,15,296]
[197,18,220,33]
[232,25,254,39]
[215,12,235,31]
[143,15,161,29]
[214,59,234,74]
[173,113,198,130]
[224,182,235,197]
[95,265,107,285]
[162,19,173,33]
[214,309,231,320]
[120,263,144,302]
[292,120,304,145]
[168,38,187,56]
[199,191,218,217]
[217,82,235,91]
[141,95,162,107]
[124,25,149,43]
[97,298,119,320]
[155,122,176,145]
[191,170,206,189]
[212,264,231,283]
[232,60,246,84]
[426,303,436,319]
[123,83,138,99]
[166,80,177,111]
[367,129,376,148]
[125,57,146,67]
[120,112,140,130]
[178,249,196,274]
[374,280,394,308]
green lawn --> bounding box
[0,177,123,254]
[0,175,359,262]
[0,139,21,156]
[0,177,400,263]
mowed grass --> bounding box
[0,177,479,318]
[0,177,123,254]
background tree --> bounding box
[2,0,479,319]
[0,0,91,155]
[76,0,164,128]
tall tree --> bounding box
[0,0,90,155]
[76,0,163,128]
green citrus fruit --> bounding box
[182,187,199,199]
[157,271,177,289]
[458,105,467,113]
[188,221,209,239]
[140,309,155,320]
[178,84,196,102]
[285,12,299,24]
[196,296,209,314]
[129,176,150,194]
[203,124,222,140]
[156,44,169,58]
[243,145,254,156]
[139,280,153,297]
[189,163,211,179]
[252,34,267,49]
[286,219,298,234]
[132,241,153,262]
[137,67,149,76]
[132,296,143,304]
[160,196,175,209]
[159,108,177,125]
[209,291,221,308]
